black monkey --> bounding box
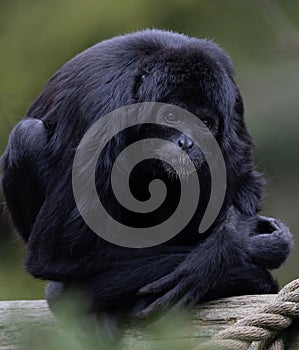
[1,30,292,323]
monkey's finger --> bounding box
[170,294,193,312]
[138,272,177,296]
[135,288,181,319]
[170,290,201,313]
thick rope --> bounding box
[199,278,299,350]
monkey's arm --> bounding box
[134,209,292,318]
[1,119,47,241]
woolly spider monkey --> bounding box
[1,30,292,331]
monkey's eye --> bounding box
[201,118,213,128]
[165,113,180,124]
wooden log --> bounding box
[0,295,298,349]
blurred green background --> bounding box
[0,0,298,300]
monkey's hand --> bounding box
[133,210,293,319]
[248,215,293,269]
[134,208,245,319]
[134,262,211,318]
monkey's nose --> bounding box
[178,135,194,151]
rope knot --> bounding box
[200,278,299,350]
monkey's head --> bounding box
[114,41,240,180]
[23,29,258,223]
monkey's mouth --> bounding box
[160,156,203,179]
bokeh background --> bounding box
[0,0,298,300]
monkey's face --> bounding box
[133,53,227,180]
[139,105,219,178]
[155,102,220,179]
[125,101,221,180]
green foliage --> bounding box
[17,296,194,350]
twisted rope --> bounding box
[200,278,299,350]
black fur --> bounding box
[1,30,293,321]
